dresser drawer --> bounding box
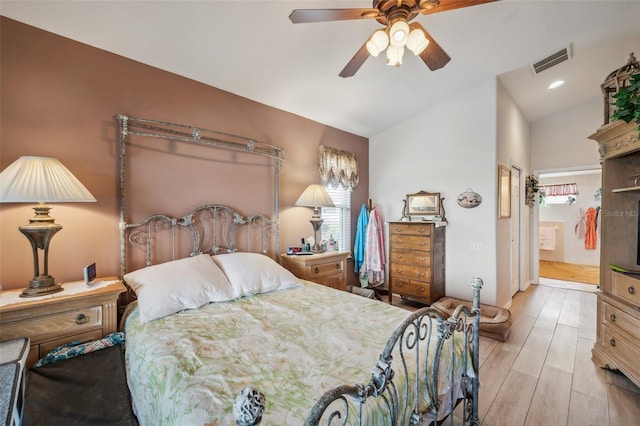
[602,301,640,342]
[611,272,640,308]
[391,277,431,300]
[389,223,432,237]
[390,234,431,252]
[602,325,640,366]
[390,251,431,268]
[2,305,103,341]
[391,263,431,282]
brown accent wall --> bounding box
[0,17,368,290]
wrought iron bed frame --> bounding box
[117,114,285,277]
[117,115,482,426]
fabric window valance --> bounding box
[540,183,578,196]
[318,145,359,190]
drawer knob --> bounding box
[610,313,617,322]
[610,338,616,347]
[75,313,89,325]
[629,286,636,295]
[335,263,340,269]
[314,267,320,274]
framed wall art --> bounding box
[498,164,511,218]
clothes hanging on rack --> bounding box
[354,204,369,273]
[358,204,385,288]
[584,206,598,250]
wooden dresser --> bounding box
[588,120,640,388]
[279,251,350,291]
[388,221,445,305]
[0,278,125,367]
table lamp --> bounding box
[295,184,335,253]
[0,156,96,297]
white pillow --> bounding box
[211,252,299,297]
[124,254,235,323]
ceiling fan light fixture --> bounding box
[366,29,389,57]
[389,20,410,48]
[406,28,429,55]
[386,45,404,67]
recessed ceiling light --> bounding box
[548,80,565,90]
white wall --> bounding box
[531,98,602,170]
[496,81,532,306]
[370,79,499,305]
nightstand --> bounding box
[0,278,125,367]
[280,251,351,291]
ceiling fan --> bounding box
[289,0,498,78]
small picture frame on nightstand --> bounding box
[83,263,97,285]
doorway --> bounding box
[534,167,602,286]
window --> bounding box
[321,185,351,252]
[540,183,578,206]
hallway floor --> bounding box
[394,283,640,425]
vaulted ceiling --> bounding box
[2,1,639,137]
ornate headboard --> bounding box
[117,115,285,276]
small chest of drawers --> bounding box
[0,278,125,366]
[388,221,445,305]
[279,251,350,291]
[593,272,640,387]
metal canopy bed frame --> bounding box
[116,114,482,425]
[117,114,285,277]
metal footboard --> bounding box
[233,277,483,426]
[306,277,482,425]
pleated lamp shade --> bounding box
[294,184,335,210]
[0,156,96,203]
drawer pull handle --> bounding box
[609,338,616,347]
[314,267,320,274]
[335,263,340,269]
[629,286,636,295]
[610,313,616,322]
[75,313,89,325]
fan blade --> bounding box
[411,23,451,71]
[420,0,498,16]
[289,8,380,24]
[339,42,371,78]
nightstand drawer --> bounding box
[2,305,102,341]
[279,252,350,292]
[306,260,344,278]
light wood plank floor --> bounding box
[539,260,600,285]
[394,283,640,425]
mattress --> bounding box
[124,281,472,425]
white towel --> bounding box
[539,226,557,250]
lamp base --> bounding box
[20,275,63,298]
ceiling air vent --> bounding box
[530,44,573,75]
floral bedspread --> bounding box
[124,281,473,425]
